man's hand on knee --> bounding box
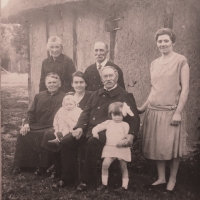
[72,128,83,140]
[123,134,134,147]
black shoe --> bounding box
[52,180,65,191]
[164,185,175,194]
[77,182,88,191]
[47,139,61,152]
[55,132,64,142]
[144,183,166,191]
[46,165,55,175]
[114,187,127,194]
[48,139,60,146]
[50,171,58,179]
[164,189,174,196]
[34,168,43,176]
[97,184,108,192]
[13,168,21,174]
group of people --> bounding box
[13,28,189,194]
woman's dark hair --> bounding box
[72,71,87,84]
[155,28,176,44]
[108,102,123,119]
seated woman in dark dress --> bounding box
[41,71,92,181]
[13,73,66,174]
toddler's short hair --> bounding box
[108,102,123,119]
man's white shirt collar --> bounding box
[104,84,117,91]
[96,59,108,69]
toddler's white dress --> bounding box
[93,120,131,162]
[53,106,82,137]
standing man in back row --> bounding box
[84,41,125,91]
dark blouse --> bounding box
[24,90,66,130]
[39,53,76,93]
[77,90,93,110]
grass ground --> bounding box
[1,74,200,200]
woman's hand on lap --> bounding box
[20,124,30,136]
[72,128,83,140]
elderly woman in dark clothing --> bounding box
[13,73,66,174]
[41,71,92,181]
[39,36,76,93]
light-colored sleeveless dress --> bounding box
[142,53,188,160]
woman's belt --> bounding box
[148,105,177,111]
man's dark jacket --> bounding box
[39,53,76,93]
[84,61,125,91]
[74,85,140,138]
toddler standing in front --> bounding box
[92,102,131,192]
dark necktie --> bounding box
[97,64,102,75]
[97,64,102,70]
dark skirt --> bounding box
[13,127,54,168]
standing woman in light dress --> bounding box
[138,28,189,192]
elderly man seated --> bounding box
[52,66,140,190]
[13,73,65,175]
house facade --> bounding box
[2,0,200,139]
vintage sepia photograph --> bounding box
[1,0,200,199]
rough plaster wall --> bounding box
[27,0,199,139]
[48,5,73,58]
[29,11,47,103]
[115,1,164,109]
[114,0,199,139]
[173,0,200,139]
[76,8,110,71]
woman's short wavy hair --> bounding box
[47,36,63,50]
[155,28,176,44]
[72,71,87,84]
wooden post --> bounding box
[25,20,32,105]
[106,6,120,63]
[109,31,117,63]
[45,9,50,57]
[72,10,77,69]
